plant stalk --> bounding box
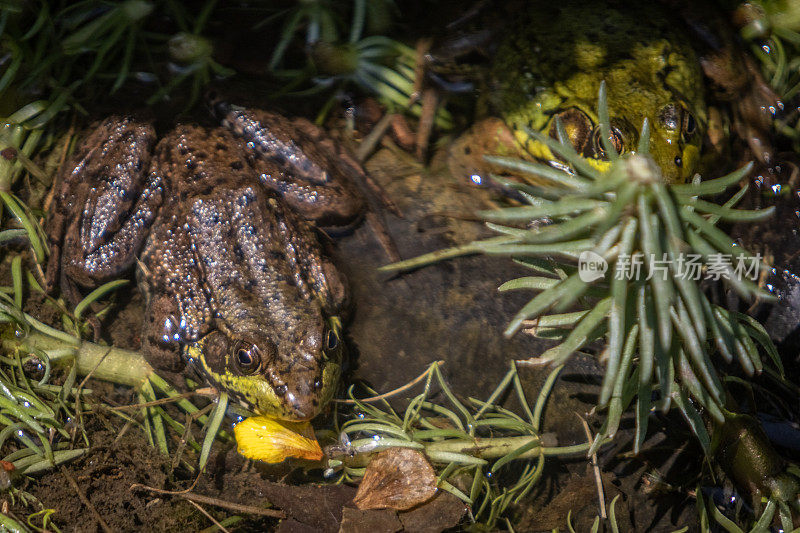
[4,330,153,387]
[340,435,600,468]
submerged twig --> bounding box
[187,500,231,533]
[578,414,606,519]
[131,484,285,519]
[334,360,444,404]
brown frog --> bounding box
[46,103,368,420]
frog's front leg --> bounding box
[46,117,162,303]
[140,292,186,373]
[138,213,213,373]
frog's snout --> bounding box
[282,393,312,420]
[276,377,324,421]
[678,144,700,182]
[654,143,700,183]
[265,356,327,421]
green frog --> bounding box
[45,104,366,420]
[447,0,707,184]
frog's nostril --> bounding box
[674,156,683,167]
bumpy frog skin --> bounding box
[455,0,707,183]
[46,106,363,420]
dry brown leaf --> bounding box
[352,448,437,511]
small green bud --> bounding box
[168,33,213,64]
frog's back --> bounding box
[489,1,699,110]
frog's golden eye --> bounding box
[324,329,339,353]
[682,112,697,137]
[548,108,593,154]
[591,126,625,159]
[658,104,681,131]
[233,341,261,375]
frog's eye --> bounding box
[682,112,697,137]
[658,104,681,131]
[591,126,625,159]
[549,108,593,154]
[324,329,339,353]
[233,341,261,375]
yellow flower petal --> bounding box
[234,416,323,463]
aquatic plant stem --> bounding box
[339,435,606,469]
[4,330,153,387]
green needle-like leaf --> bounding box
[74,279,129,322]
[673,385,711,454]
[637,118,651,154]
[504,274,586,336]
[606,324,639,436]
[599,218,637,407]
[526,123,601,181]
[521,208,607,244]
[676,348,724,424]
[690,198,775,222]
[498,277,559,292]
[596,81,619,161]
[638,196,674,348]
[634,380,651,454]
[637,286,656,385]
[733,311,783,374]
[478,198,607,222]
[671,301,723,406]
[484,156,592,190]
[700,297,736,364]
[537,297,611,364]
[671,162,754,197]
[199,391,228,471]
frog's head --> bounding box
[186,318,343,421]
[527,96,702,183]
[497,26,705,184]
